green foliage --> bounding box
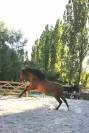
[0,21,28,81]
[31,20,63,74]
[61,0,89,85]
[44,71,60,81]
[31,0,89,87]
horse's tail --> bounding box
[61,96,69,110]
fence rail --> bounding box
[0,81,27,90]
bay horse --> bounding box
[19,68,69,110]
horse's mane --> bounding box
[22,68,45,80]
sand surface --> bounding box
[0,96,89,133]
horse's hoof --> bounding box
[49,105,55,110]
[49,107,58,110]
[18,96,21,98]
[68,108,70,111]
[55,108,58,110]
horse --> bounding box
[19,68,69,110]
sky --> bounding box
[0,0,68,59]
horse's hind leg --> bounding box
[55,96,62,110]
[61,96,69,110]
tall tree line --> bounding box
[31,0,89,86]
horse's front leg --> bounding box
[18,84,31,98]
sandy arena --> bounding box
[0,96,89,133]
